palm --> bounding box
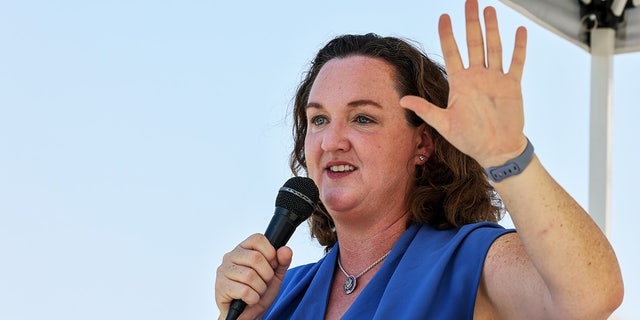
[445,66,524,164]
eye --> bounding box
[354,115,374,124]
[310,115,328,126]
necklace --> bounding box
[337,250,391,295]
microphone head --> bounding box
[275,177,319,223]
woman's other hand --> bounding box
[215,233,292,320]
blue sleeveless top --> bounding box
[263,222,513,319]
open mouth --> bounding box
[328,165,356,173]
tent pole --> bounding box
[588,28,614,236]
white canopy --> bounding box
[499,0,640,235]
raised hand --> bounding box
[401,0,528,168]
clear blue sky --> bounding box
[1,0,638,318]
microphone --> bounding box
[226,177,319,320]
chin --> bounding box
[321,192,360,213]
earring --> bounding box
[418,155,426,161]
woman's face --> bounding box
[304,55,426,222]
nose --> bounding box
[320,122,351,152]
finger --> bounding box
[233,234,278,282]
[484,6,503,72]
[465,0,486,67]
[215,273,262,306]
[508,26,527,81]
[220,260,270,295]
[400,95,450,135]
[438,14,464,73]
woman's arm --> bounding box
[401,1,623,318]
[480,156,623,319]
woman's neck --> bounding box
[333,209,409,269]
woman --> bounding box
[215,1,624,319]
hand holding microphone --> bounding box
[215,177,319,320]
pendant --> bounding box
[343,275,357,295]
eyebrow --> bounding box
[305,99,384,110]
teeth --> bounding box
[329,165,355,172]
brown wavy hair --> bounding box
[289,33,502,250]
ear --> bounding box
[415,124,434,165]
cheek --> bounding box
[377,136,416,169]
[303,135,319,170]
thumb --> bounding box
[249,246,293,317]
[274,246,293,281]
[400,95,449,134]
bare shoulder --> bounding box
[485,232,528,270]
[474,232,550,320]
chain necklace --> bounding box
[337,250,391,295]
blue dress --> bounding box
[263,222,514,319]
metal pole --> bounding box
[588,28,615,235]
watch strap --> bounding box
[485,138,534,182]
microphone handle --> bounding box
[226,207,299,320]
[225,301,246,320]
[264,207,299,248]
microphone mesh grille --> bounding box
[275,177,319,218]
